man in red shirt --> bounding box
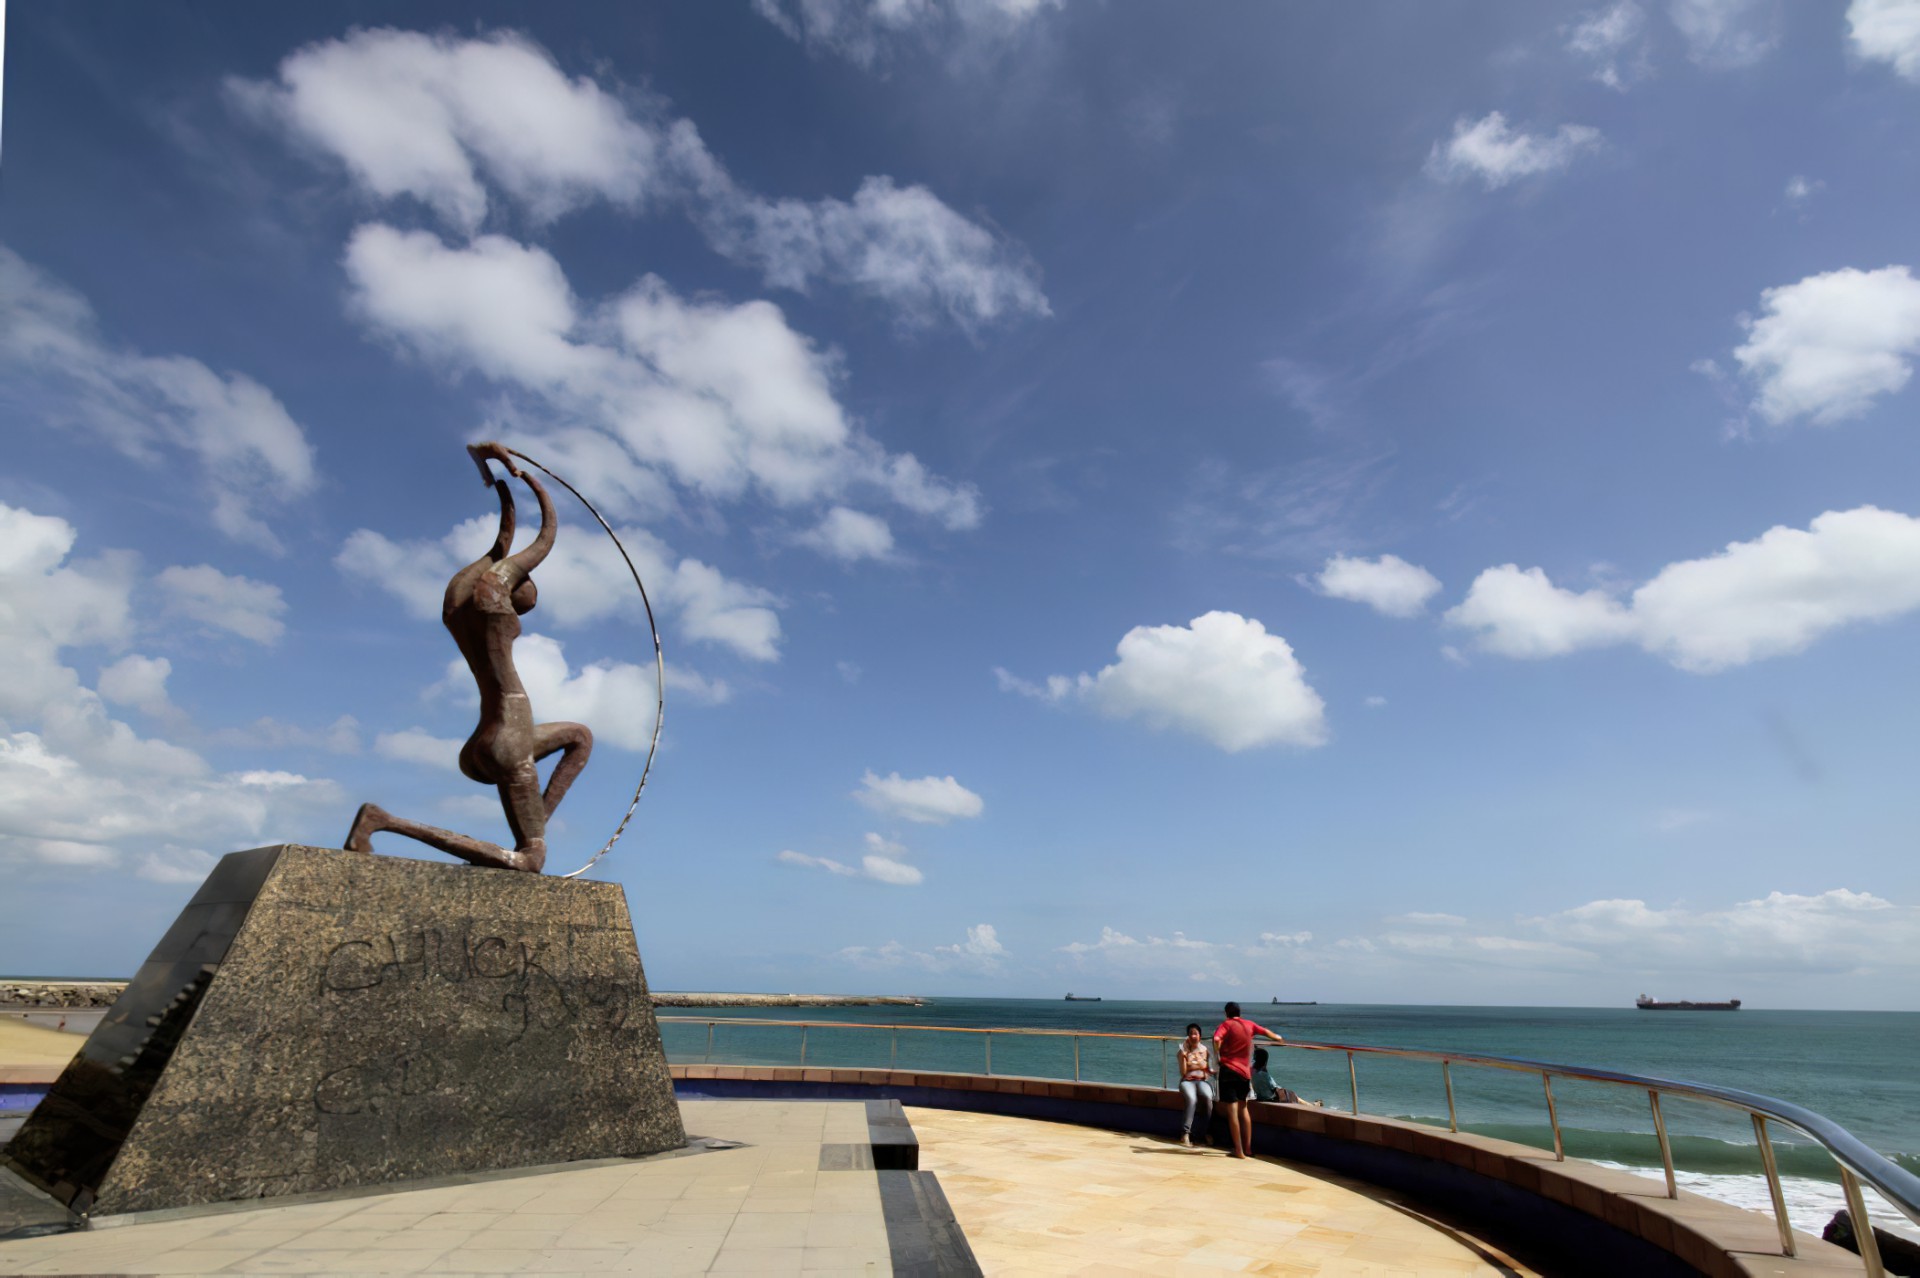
[1212,1001,1282,1159]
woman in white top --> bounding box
[1175,1022,1214,1146]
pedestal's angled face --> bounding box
[3,845,684,1216]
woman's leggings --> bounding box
[1180,1078,1214,1135]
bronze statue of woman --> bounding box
[344,442,593,873]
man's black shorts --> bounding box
[1217,1070,1251,1103]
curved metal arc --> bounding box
[503,447,665,880]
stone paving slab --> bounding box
[0,1101,897,1275]
[906,1104,1545,1276]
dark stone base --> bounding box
[2,846,684,1216]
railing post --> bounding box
[1348,1052,1358,1116]
[1839,1166,1886,1278]
[1443,1061,1457,1133]
[1162,1039,1169,1089]
[800,1025,808,1067]
[985,1032,992,1076]
[890,1027,898,1070]
[1752,1114,1795,1257]
[704,1021,714,1063]
[1543,1074,1564,1161]
[1073,1035,1080,1082]
[1648,1090,1676,1199]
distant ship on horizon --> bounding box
[1064,993,1102,1001]
[1636,994,1741,1011]
[1271,998,1318,1005]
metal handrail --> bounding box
[660,1015,1919,1274]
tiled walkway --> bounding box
[0,1099,1553,1274]
[908,1106,1543,1276]
[0,1101,892,1275]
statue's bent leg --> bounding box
[531,721,592,817]
[496,758,550,875]
[342,802,539,872]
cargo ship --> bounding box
[1636,994,1741,1010]
[1063,994,1102,1001]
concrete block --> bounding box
[2,845,682,1216]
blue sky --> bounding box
[5,0,1920,1007]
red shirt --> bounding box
[1212,1017,1278,1078]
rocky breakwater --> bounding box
[0,982,126,1009]
[5,984,922,1011]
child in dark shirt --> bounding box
[1251,1047,1318,1105]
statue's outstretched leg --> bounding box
[532,721,592,816]
[342,802,541,872]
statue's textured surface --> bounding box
[345,443,592,873]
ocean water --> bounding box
[655,998,1920,1241]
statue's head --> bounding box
[512,578,537,615]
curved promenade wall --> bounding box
[671,1063,1867,1278]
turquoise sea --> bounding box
[656,998,1920,1240]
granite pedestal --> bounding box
[1,845,684,1216]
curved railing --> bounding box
[659,1015,1920,1277]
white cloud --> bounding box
[1052,890,1920,996]
[229,28,658,235]
[778,849,858,877]
[861,830,923,885]
[992,667,1075,702]
[854,770,984,824]
[664,665,733,706]
[0,249,316,553]
[1426,112,1601,189]
[1314,553,1442,618]
[1363,695,1387,708]
[374,728,462,771]
[1526,889,1916,976]
[1567,1,1651,89]
[338,512,782,662]
[1783,175,1824,206]
[1670,0,1777,69]
[237,29,1046,332]
[937,923,1004,959]
[838,922,1006,971]
[778,831,924,886]
[686,167,1051,331]
[0,504,341,872]
[1849,0,1920,79]
[1056,924,1307,987]
[800,507,895,562]
[865,831,909,859]
[137,849,220,885]
[96,654,174,718]
[1732,265,1920,426]
[157,564,288,644]
[751,0,1063,67]
[1633,507,1920,670]
[861,855,925,886]
[1446,506,1920,671]
[341,225,981,533]
[1006,612,1327,752]
[1444,564,1638,659]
